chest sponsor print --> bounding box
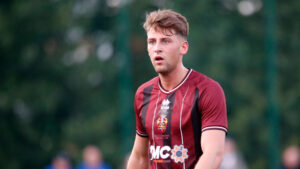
[150,145,189,163]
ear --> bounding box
[180,41,189,55]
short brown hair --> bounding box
[143,9,189,39]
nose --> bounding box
[154,42,162,54]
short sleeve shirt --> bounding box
[134,69,228,169]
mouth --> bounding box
[154,56,164,62]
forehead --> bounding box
[147,27,176,39]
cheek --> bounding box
[169,46,179,55]
[169,44,180,52]
[147,46,153,54]
[147,48,154,60]
[168,49,181,63]
[147,47,151,55]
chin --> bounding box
[154,67,169,74]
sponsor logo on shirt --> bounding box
[150,145,189,163]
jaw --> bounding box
[152,62,168,74]
[153,62,177,76]
[153,60,185,77]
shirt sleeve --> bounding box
[134,89,148,137]
[199,81,228,132]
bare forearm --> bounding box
[196,130,226,169]
[127,153,148,169]
[127,134,149,169]
[194,151,223,169]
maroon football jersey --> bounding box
[134,69,228,169]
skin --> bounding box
[194,130,226,169]
[83,146,102,168]
[127,27,226,169]
[127,134,149,169]
[147,27,189,91]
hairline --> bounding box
[146,26,187,41]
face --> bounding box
[53,158,70,169]
[147,27,188,75]
[83,148,101,167]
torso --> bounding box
[134,69,227,169]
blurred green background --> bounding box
[0,0,299,169]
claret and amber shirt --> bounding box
[134,69,228,169]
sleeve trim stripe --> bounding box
[136,130,148,137]
[202,126,228,132]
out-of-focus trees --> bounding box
[0,0,121,168]
[0,0,299,169]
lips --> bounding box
[154,56,164,61]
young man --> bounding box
[127,9,228,169]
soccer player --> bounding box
[127,9,228,169]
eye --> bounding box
[163,39,169,44]
[148,40,155,45]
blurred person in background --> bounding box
[281,145,300,169]
[77,145,112,169]
[45,151,72,169]
[219,137,247,169]
[127,9,228,169]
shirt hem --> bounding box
[136,130,148,137]
[202,126,228,132]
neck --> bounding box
[159,65,189,91]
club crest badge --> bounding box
[156,99,170,133]
[157,117,168,133]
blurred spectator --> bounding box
[282,145,300,169]
[77,145,112,169]
[219,137,247,169]
[45,152,72,169]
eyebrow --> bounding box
[147,37,172,40]
[147,38,155,41]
